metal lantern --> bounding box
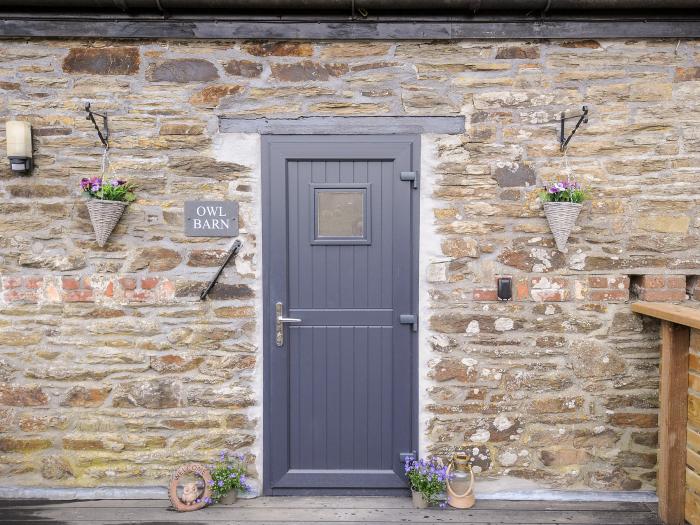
[446,451,475,509]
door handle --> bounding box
[276,302,301,347]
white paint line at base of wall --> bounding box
[475,489,657,502]
[0,486,657,503]
[0,486,168,500]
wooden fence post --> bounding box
[658,320,690,525]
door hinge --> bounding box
[399,314,418,332]
[400,451,417,464]
[400,171,418,189]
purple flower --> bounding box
[218,480,224,487]
[548,182,566,193]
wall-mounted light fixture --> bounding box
[5,120,32,173]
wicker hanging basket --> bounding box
[86,199,127,247]
[543,201,582,252]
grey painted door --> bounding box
[263,136,419,495]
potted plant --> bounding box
[404,456,448,509]
[80,176,136,247]
[208,450,251,505]
[539,179,587,252]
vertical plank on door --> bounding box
[325,161,341,309]
[312,327,327,468]
[380,161,393,309]
[367,161,381,307]
[296,161,313,308]
[289,326,301,468]
[658,320,690,525]
[339,161,355,309]
[288,161,300,306]
[340,325,354,469]
[367,326,382,468]
[311,161,326,309]
[298,326,314,468]
[380,327,393,468]
[353,161,368,308]
[353,326,369,468]
[326,326,341,469]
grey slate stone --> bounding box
[492,163,536,187]
[146,59,219,82]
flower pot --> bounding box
[411,490,429,509]
[86,199,127,247]
[543,201,582,253]
[219,491,238,505]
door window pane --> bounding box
[316,190,365,238]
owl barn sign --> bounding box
[184,201,239,237]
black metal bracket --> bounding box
[560,105,588,151]
[350,0,369,20]
[399,313,418,332]
[85,102,109,149]
[400,171,419,189]
[200,239,243,300]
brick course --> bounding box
[632,275,687,302]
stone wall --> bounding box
[0,37,699,493]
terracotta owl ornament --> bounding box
[181,482,200,505]
[168,463,213,512]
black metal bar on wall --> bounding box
[1,15,700,39]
